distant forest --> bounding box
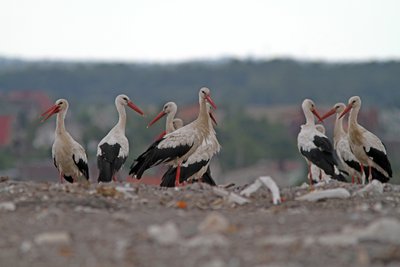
[1,58,400,107]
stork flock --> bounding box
[297,96,393,186]
[41,87,220,187]
[40,89,393,188]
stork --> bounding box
[147,102,183,140]
[129,87,217,185]
[41,99,89,183]
[160,103,220,187]
[97,94,144,183]
[320,102,365,184]
[339,96,392,183]
[297,99,346,185]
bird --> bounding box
[339,96,392,183]
[97,94,144,183]
[297,99,347,185]
[147,102,183,140]
[160,103,220,187]
[309,124,330,183]
[320,102,365,184]
[129,87,217,185]
[41,99,89,183]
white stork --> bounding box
[320,102,365,184]
[129,87,217,185]
[41,99,89,183]
[97,94,144,183]
[160,103,220,187]
[339,96,392,183]
[147,102,183,140]
[297,99,346,185]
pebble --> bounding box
[147,222,181,245]
[198,212,230,234]
[0,201,16,211]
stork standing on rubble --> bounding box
[339,96,392,183]
[160,103,220,187]
[41,99,89,183]
[129,87,217,185]
[297,99,347,185]
[97,94,144,183]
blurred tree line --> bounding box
[0,57,399,176]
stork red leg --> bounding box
[175,163,181,187]
[351,175,355,184]
[368,165,372,183]
[307,161,314,188]
[59,172,64,183]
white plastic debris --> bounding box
[240,176,281,205]
[198,212,230,234]
[147,221,181,245]
[354,180,384,196]
[213,188,250,205]
[34,231,71,245]
[296,188,351,202]
[0,201,16,211]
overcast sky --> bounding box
[0,0,399,62]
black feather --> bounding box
[63,175,74,183]
[97,143,127,182]
[201,167,217,186]
[130,138,193,179]
[72,154,89,180]
[364,146,392,178]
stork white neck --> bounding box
[166,108,177,134]
[302,106,315,126]
[56,108,67,135]
[334,112,346,138]
[348,104,361,128]
[115,100,127,133]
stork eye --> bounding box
[123,97,128,101]
[59,101,63,105]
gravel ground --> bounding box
[0,177,400,267]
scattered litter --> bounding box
[147,222,181,245]
[176,201,187,209]
[96,185,122,198]
[213,188,250,205]
[0,176,9,182]
[198,212,230,234]
[296,188,350,202]
[354,180,384,196]
[0,201,16,211]
[240,176,281,205]
[20,241,32,253]
[34,231,71,245]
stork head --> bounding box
[41,99,68,122]
[339,96,361,119]
[147,102,177,128]
[116,94,144,116]
[315,124,326,134]
[172,118,183,130]
[320,102,346,121]
[199,87,217,109]
[301,99,322,121]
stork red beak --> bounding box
[127,101,144,116]
[40,104,60,122]
[320,108,337,122]
[311,108,323,122]
[209,112,217,126]
[339,104,352,119]
[147,111,166,128]
[205,95,217,110]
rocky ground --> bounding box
[0,177,400,267]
